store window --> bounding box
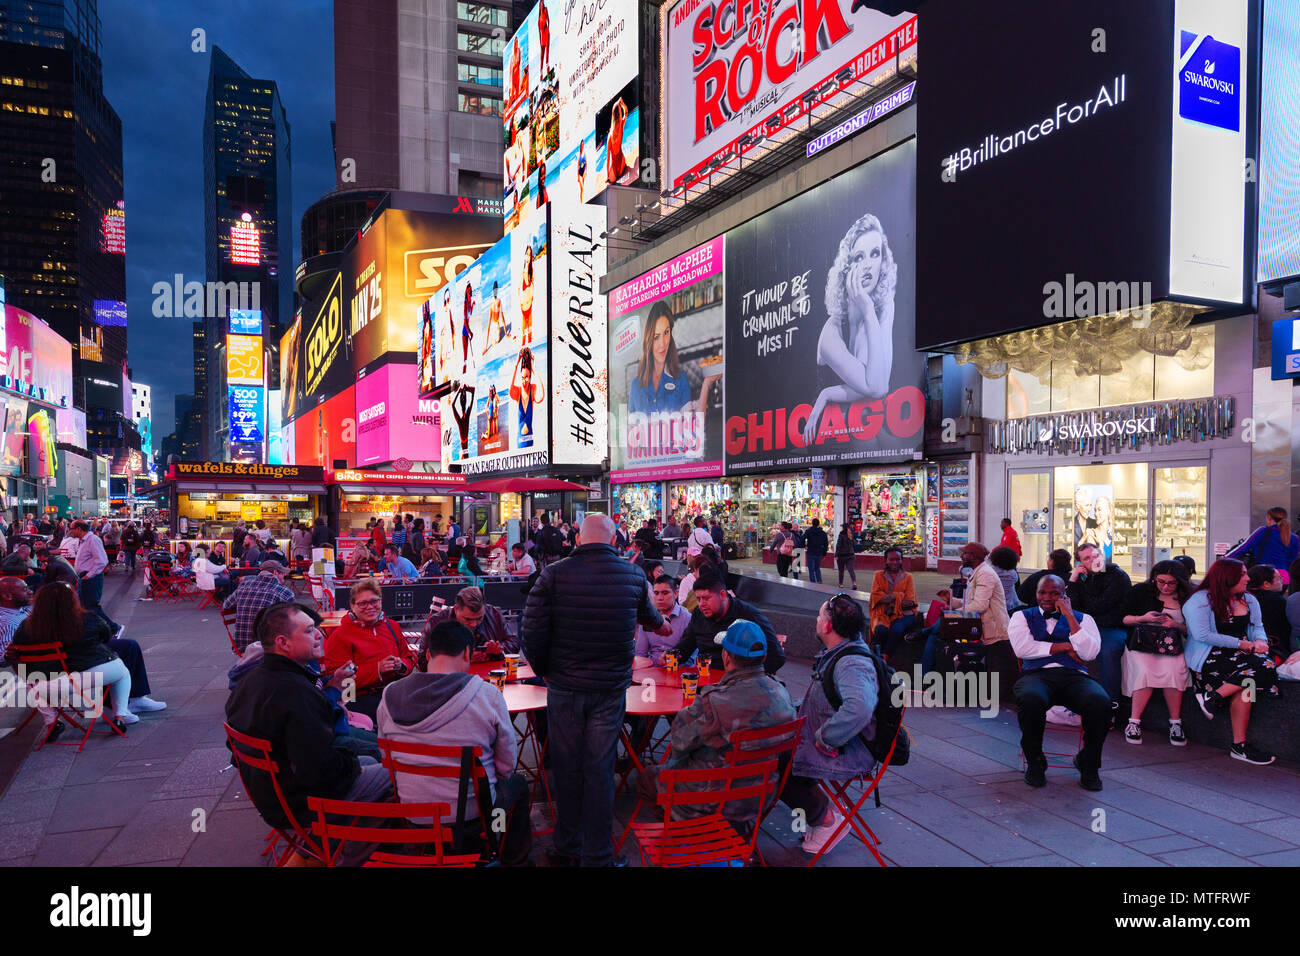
[668,480,740,544]
[458,92,501,116]
[737,475,837,554]
[850,467,924,556]
[1153,467,1208,576]
[1053,464,1149,577]
[616,482,663,528]
[1008,325,1215,417]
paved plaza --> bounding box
[0,569,1298,867]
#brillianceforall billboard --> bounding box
[724,141,924,472]
[609,237,726,483]
[664,0,916,189]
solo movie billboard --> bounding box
[663,0,916,188]
[435,209,550,475]
[348,207,499,375]
[294,384,357,469]
[724,140,924,472]
[609,237,726,483]
[502,0,641,232]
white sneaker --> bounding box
[128,696,167,713]
[801,807,850,856]
[115,711,140,725]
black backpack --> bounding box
[819,643,910,767]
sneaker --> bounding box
[1023,757,1047,788]
[602,855,630,868]
[1073,753,1103,791]
[801,806,850,856]
[1124,720,1142,745]
[115,711,140,726]
[1195,689,1221,720]
[45,719,66,743]
[1168,721,1187,746]
[128,696,166,713]
[1230,742,1275,765]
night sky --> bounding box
[100,0,337,445]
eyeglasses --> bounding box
[353,599,382,608]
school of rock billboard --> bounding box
[723,140,924,472]
[663,0,917,189]
[501,0,641,232]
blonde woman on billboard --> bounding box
[802,212,897,445]
[519,244,536,344]
[1085,494,1115,563]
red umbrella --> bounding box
[460,477,589,493]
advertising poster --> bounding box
[301,270,352,408]
[349,208,499,375]
[27,408,55,479]
[609,237,726,482]
[502,0,640,231]
[550,204,608,467]
[228,385,265,443]
[2,305,74,409]
[356,363,433,468]
[294,385,356,469]
[437,211,549,475]
[226,334,263,386]
[664,0,916,188]
[1072,483,1115,564]
[724,141,924,473]
[280,315,302,423]
[1,396,27,476]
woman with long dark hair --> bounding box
[1227,507,1300,585]
[1182,558,1278,764]
[10,583,134,732]
[1247,564,1290,657]
[1119,561,1191,746]
[628,300,720,420]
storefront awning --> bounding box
[175,481,328,494]
[461,477,588,493]
[339,483,462,496]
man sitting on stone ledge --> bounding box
[1008,574,1109,792]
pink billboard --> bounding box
[1,305,74,409]
[356,363,438,467]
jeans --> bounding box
[1013,668,1111,771]
[836,557,857,588]
[78,572,119,632]
[779,774,830,824]
[547,687,625,865]
[107,638,150,698]
[871,614,918,660]
[1097,627,1128,702]
[333,727,382,760]
[919,624,944,674]
[124,548,136,573]
[81,657,132,719]
[806,554,824,583]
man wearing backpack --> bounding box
[534,513,566,569]
[780,593,885,857]
[770,522,795,577]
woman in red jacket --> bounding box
[999,517,1022,558]
[321,578,417,721]
[370,520,387,554]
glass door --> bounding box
[1151,464,1208,576]
[1009,470,1053,571]
[1051,463,1149,578]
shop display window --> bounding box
[1052,464,1149,577]
[669,480,741,544]
[854,469,923,555]
[616,482,664,528]
[939,462,971,559]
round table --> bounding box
[631,665,722,690]
[471,659,537,683]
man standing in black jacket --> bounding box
[674,567,786,675]
[521,513,664,866]
[225,601,393,864]
[1065,542,1132,720]
[803,518,829,584]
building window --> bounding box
[457,30,505,57]
[457,3,510,28]
[457,92,502,116]
[458,62,503,88]
[457,170,501,198]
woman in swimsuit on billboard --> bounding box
[803,212,898,445]
[606,98,629,185]
[538,0,550,74]
[418,300,435,393]
[486,384,500,440]
[451,381,476,457]
[577,139,587,202]
[510,347,545,446]
[461,281,475,372]
[518,244,535,344]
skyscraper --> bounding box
[0,0,128,401]
[332,0,517,197]
[201,46,292,461]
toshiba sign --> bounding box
[664,0,917,189]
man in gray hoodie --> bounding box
[377,619,532,865]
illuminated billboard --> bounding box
[100,201,125,255]
[230,215,261,266]
[356,363,433,467]
[663,1,917,189]
[28,408,55,479]
[229,309,263,335]
[228,385,265,443]
[225,334,264,386]
[80,324,104,363]
[502,0,641,231]
[2,305,74,409]
[94,300,128,327]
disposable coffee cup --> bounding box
[663,651,679,672]
[489,669,507,690]
[681,670,699,703]
[504,654,520,680]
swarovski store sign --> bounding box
[988,396,1236,455]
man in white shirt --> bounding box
[505,543,535,577]
[1008,574,1108,792]
[70,520,122,637]
[685,516,714,558]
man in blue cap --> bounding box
[635,619,795,821]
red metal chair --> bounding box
[306,798,481,867]
[723,716,805,865]
[376,737,499,861]
[627,759,780,867]
[220,606,241,656]
[142,565,171,602]
[9,642,126,752]
[805,709,906,868]
[194,587,219,610]
[223,722,326,866]
[306,573,335,611]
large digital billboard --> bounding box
[294,384,356,468]
[724,143,924,472]
[609,237,726,483]
[226,334,264,386]
[230,215,261,266]
[94,300,128,327]
[436,209,550,475]
[347,207,500,376]
[1258,0,1300,284]
[2,305,73,409]
[280,313,303,423]
[301,271,351,407]
[502,0,641,231]
[663,1,916,189]
[356,362,433,468]
[228,385,265,443]
[549,204,607,468]
[27,408,55,479]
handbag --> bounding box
[1127,623,1184,655]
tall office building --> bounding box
[130,380,150,465]
[201,46,292,461]
[0,0,128,401]
[332,0,518,197]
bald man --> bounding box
[521,512,663,867]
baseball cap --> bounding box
[715,619,767,659]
